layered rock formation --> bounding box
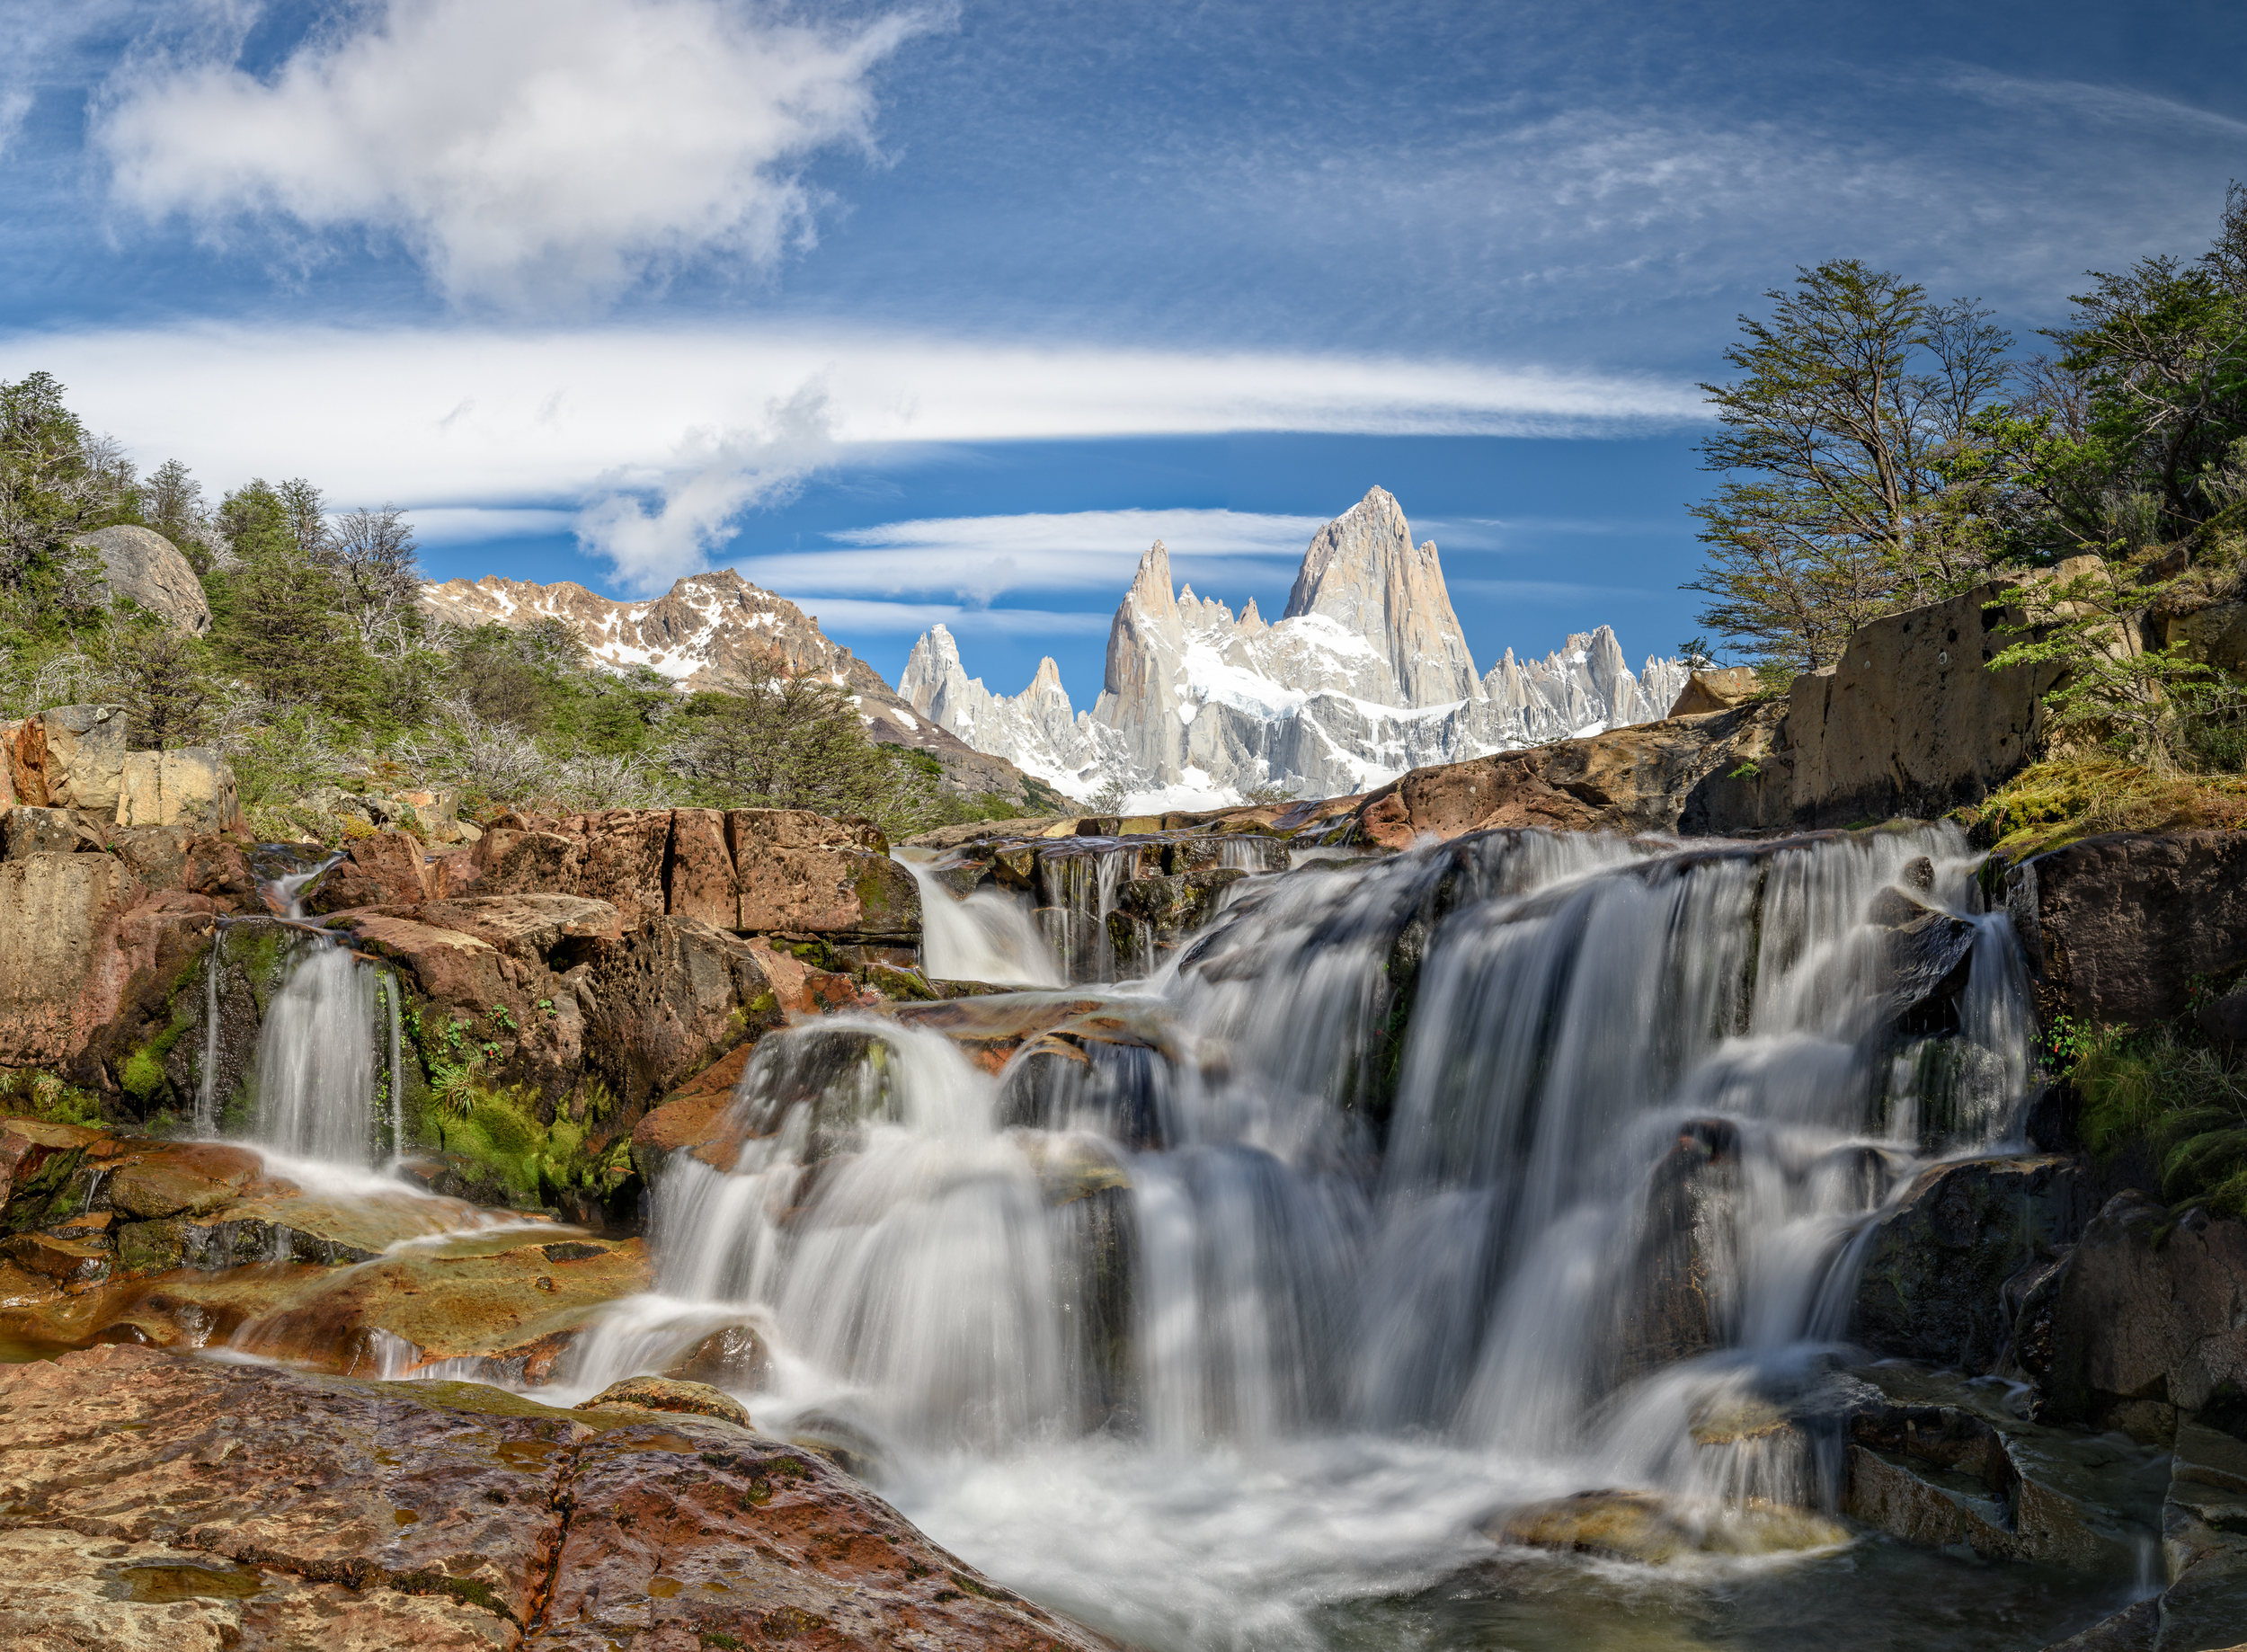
[421,570,1062,809]
[901,486,1689,807]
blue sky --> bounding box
[4,0,2245,705]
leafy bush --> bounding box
[2054,1018,2247,1217]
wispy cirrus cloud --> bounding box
[93,0,944,309]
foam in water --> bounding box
[548,826,2054,1648]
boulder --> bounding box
[69,525,211,634]
[729,809,919,938]
[466,823,584,898]
[305,831,429,912]
[2039,1192,2247,1430]
[666,806,737,926]
[8,705,129,815]
[1850,1155,2085,1373]
[561,807,672,924]
[112,748,237,830]
[582,918,786,1113]
[1667,666,1764,716]
[0,1345,1110,1650]
[1782,582,2060,827]
[2005,831,2247,1028]
[576,1374,751,1427]
[2156,1420,2247,1652]
[399,894,623,963]
[0,853,142,1071]
[1616,1122,1740,1381]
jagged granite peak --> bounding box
[901,488,1690,810]
[1282,485,1480,705]
[422,573,1061,808]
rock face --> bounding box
[0,1345,1111,1651]
[2038,1192,2247,1431]
[113,749,237,830]
[69,525,211,635]
[2004,830,2247,1028]
[900,486,1689,808]
[419,568,1060,810]
[1850,1155,2086,1372]
[1780,583,2061,827]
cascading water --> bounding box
[564,824,2120,1650]
[897,852,1064,986]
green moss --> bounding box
[119,1016,192,1104]
[0,1070,105,1131]
[2060,1019,2247,1219]
[426,1079,636,1211]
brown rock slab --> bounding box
[0,1346,1114,1650]
[1484,1489,1846,1564]
[306,831,430,913]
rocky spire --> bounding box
[1280,486,1479,706]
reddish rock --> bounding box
[582,919,786,1114]
[728,809,919,937]
[398,894,623,964]
[665,807,737,927]
[106,1141,266,1220]
[469,825,585,898]
[306,831,430,913]
[0,1346,1112,1650]
[743,936,869,1017]
[182,833,257,899]
[562,808,671,924]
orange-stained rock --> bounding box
[0,1346,1115,1650]
[467,824,584,897]
[582,919,785,1114]
[305,831,429,913]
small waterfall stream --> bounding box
[561,823,2082,1648]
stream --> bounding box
[206,825,2151,1650]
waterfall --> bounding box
[897,853,1063,987]
[252,941,385,1168]
[1037,841,1141,981]
[571,823,2044,1647]
[195,925,223,1134]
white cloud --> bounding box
[11,319,1699,590]
[733,507,1327,604]
[577,376,836,590]
[93,0,938,307]
[409,505,577,543]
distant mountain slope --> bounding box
[899,486,1688,808]
[419,571,1067,809]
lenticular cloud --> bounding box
[94,0,937,309]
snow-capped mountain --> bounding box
[418,570,1063,809]
[899,486,1690,809]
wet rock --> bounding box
[2040,1192,2247,1431]
[784,1408,892,1482]
[309,831,431,913]
[577,1374,751,1428]
[2,1230,111,1285]
[661,1323,773,1392]
[1616,1122,1740,1381]
[106,1142,264,1220]
[2005,831,2247,1029]
[1850,1154,2085,1372]
[2035,1597,2158,1652]
[1483,1489,1847,1563]
[0,1345,1111,1650]
[1843,1379,2154,1570]
[631,1043,756,1184]
[2155,1418,2247,1652]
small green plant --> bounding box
[2057,1021,2247,1216]
[535,998,555,1017]
[1727,759,1763,780]
[486,1003,518,1033]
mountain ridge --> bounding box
[901,486,1688,808]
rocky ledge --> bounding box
[0,1344,1113,1651]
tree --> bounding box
[1684,262,2013,671]
[669,675,952,832]
[0,372,138,621]
[330,504,423,646]
[144,459,218,573]
[93,622,214,750]
[208,479,372,712]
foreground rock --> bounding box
[2004,830,2247,1028]
[0,1345,1114,1651]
